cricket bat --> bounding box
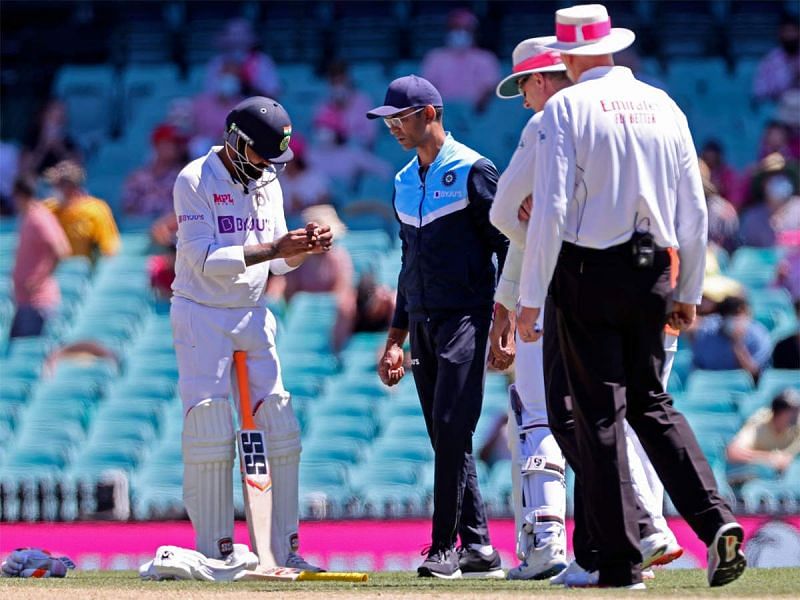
[233,350,277,569]
[238,567,369,582]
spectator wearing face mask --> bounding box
[313,60,377,148]
[121,124,188,217]
[21,99,82,177]
[204,18,281,98]
[753,11,800,104]
[190,64,246,157]
[691,295,772,379]
[740,153,800,248]
[43,160,120,261]
[421,9,500,112]
[306,113,392,192]
[700,139,742,207]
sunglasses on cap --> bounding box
[383,106,426,129]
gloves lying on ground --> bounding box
[1,548,75,578]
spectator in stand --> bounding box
[269,205,356,353]
[772,301,800,369]
[757,120,798,161]
[700,139,742,206]
[615,47,667,91]
[776,90,800,160]
[700,158,739,253]
[353,272,395,334]
[306,114,392,192]
[204,18,281,98]
[740,153,800,247]
[778,249,800,301]
[43,160,120,260]
[278,135,331,220]
[121,124,187,218]
[726,390,800,482]
[752,11,800,104]
[0,141,19,215]
[313,60,377,148]
[692,296,772,379]
[10,177,71,338]
[190,64,246,157]
[20,99,82,177]
[421,8,500,112]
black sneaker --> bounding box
[457,546,505,579]
[707,523,746,587]
[417,546,462,579]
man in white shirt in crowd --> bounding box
[171,97,332,571]
[517,4,745,590]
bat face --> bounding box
[238,429,271,492]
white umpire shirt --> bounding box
[490,113,541,310]
[520,66,708,309]
[172,146,296,308]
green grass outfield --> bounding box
[1,568,798,599]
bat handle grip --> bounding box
[233,351,256,430]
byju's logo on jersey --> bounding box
[213,193,234,205]
[442,170,457,186]
[178,213,204,224]
[218,215,269,233]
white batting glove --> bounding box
[1,548,75,578]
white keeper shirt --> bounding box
[172,146,295,308]
[490,113,541,310]
[520,66,708,309]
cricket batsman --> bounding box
[170,96,330,570]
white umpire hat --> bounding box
[541,4,635,56]
[496,37,567,99]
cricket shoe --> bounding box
[640,532,669,568]
[550,560,596,586]
[506,536,567,580]
[652,538,684,566]
[457,546,505,579]
[417,546,462,579]
[707,522,746,587]
[285,552,324,572]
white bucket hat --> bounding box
[541,4,635,56]
[496,37,566,99]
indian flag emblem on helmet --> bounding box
[280,125,292,152]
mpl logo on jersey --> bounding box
[213,193,234,206]
[218,215,269,233]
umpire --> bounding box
[517,4,746,590]
[369,75,509,579]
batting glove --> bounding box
[1,548,75,578]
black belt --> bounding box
[560,239,669,258]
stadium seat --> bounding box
[685,369,755,395]
[368,437,433,464]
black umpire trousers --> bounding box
[543,297,658,573]
[410,312,492,551]
[551,241,735,586]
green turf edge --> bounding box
[0,568,798,595]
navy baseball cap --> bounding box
[226,97,294,164]
[366,75,443,119]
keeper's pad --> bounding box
[254,391,302,567]
[509,385,566,560]
[183,398,236,559]
[138,544,258,582]
[1,548,74,578]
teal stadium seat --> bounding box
[52,65,115,146]
[685,369,755,395]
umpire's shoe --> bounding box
[457,546,505,579]
[707,523,746,587]
[417,546,462,579]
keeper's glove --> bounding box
[1,548,75,578]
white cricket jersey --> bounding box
[491,113,540,311]
[171,147,295,308]
[520,66,708,308]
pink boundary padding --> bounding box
[1,517,798,570]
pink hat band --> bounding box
[556,18,611,43]
[513,50,563,73]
